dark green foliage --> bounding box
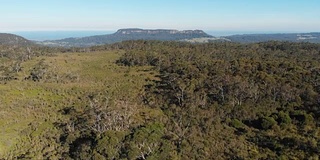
[95,131,127,159]
[230,119,245,129]
[115,40,320,159]
[277,111,292,127]
[3,40,319,159]
[123,123,175,160]
[261,117,277,130]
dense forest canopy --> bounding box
[115,41,320,159]
[0,40,319,159]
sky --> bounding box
[0,0,320,32]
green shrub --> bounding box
[261,117,277,130]
[278,111,292,127]
[230,119,245,129]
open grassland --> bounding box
[0,50,157,158]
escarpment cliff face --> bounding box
[37,28,213,47]
[114,28,209,36]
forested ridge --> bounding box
[0,41,319,159]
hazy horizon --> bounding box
[1,0,319,32]
[7,29,319,41]
[10,30,115,41]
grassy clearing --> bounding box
[0,50,155,158]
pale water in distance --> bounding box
[11,30,115,41]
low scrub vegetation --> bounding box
[1,41,319,159]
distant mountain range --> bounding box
[0,33,33,46]
[37,28,213,47]
[1,29,320,47]
[36,29,320,47]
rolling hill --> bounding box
[0,33,33,46]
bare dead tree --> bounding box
[87,95,135,133]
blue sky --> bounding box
[0,0,319,32]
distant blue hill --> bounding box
[224,32,320,43]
